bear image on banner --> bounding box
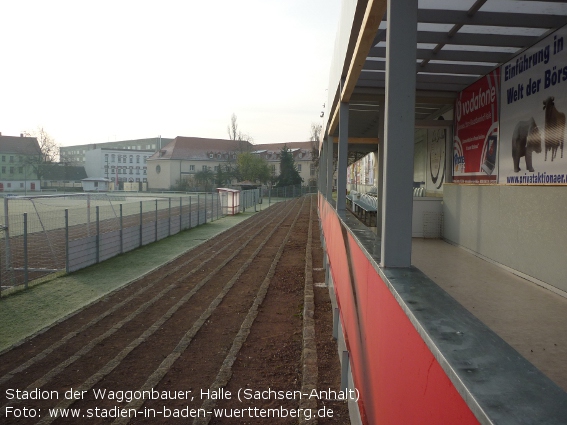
[500,25,567,184]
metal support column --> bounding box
[139,201,143,247]
[326,136,334,201]
[23,213,28,288]
[96,206,100,263]
[318,139,327,196]
[377,105,385,240]
[336,97,349,217]
[120,204,123,254]
[65,209,69,273]
[381,0,418,267]
[155,199,158,241]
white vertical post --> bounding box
[381,0,418,267]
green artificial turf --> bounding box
[0,210,262,352]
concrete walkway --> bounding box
[0,207,274,352]
[412,238,567,392]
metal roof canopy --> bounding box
[326,0,567,142]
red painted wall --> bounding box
[319,195,480,425]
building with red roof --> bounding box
[147,137,316,190]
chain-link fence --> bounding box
[0,185,309,295]
[0,192,226,293]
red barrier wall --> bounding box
[319,195,480,425]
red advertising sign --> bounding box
[453,70,500,183]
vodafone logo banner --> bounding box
[453,69,500,183]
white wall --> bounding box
[0,180,40,191]
[443,184,567,293]
[84,149,103,178]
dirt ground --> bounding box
[0,196,349,424]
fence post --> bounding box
[139,201,143,247]
[254,191,257,212]
[269,187,271,205]
[197,194,200,226]
[65,209,69,274]
[204,193,207,224]
[24,212,28,288]
[179,197,183,231]
[189,196,192,229]
[96,206,100,264]
[155,199,158,242]
[168,198,171,236]
[120,204,123,254]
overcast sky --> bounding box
[0,0,340,147]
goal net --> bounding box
[1,193,122,288]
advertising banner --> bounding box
[363,153,374,185]
[427,128,447,192]
[500,25,567,184]
[453,69,500,183]
[367,153,375,185]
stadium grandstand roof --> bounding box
[324,0,567,146]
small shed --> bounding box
[217,188,240,215]
[82,177,111,192]
[235,180,260,190]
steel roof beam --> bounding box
[369,46,514,64]
[363,59,493,75]
[359,72,479,85]
[374,30,540,48]
[379,9,567,29]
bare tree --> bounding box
[227,113,253,153]
[22,127,60,179]
[227,113,239,141]
[309,122,322,167]
[23,127,59,163]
